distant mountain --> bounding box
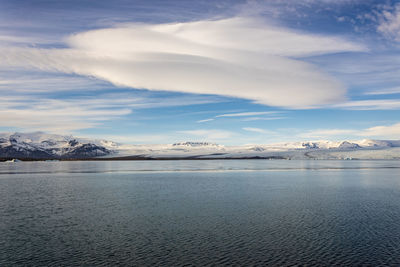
[1,132,400,160]
[0,132,112,159]
[172,142,220,147]
[337,141,361,149]
[105,138,400,160]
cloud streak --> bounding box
[242,127,275,134]
[196,110,284,123]
[0,96,131,132]
[298,129,359,139]
[0,17,366,108]
[362,123,400,138]
[197,118,215,123]
[377,3,400,41]
[0,92,222,133]
[334,99,400,110]
[297,122,400,140]
[216,111,281,117]
[364,87,400,96]
[178,129,234,140]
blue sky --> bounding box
[0,0,400,145]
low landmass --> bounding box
[1,132,400,161]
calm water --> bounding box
[1,160,400,266]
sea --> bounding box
[1,160,400,266]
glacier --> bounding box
[0,132,399,160]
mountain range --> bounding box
[1,132,400,160]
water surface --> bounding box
[1,160,400,266]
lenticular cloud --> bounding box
[0,17,366,108]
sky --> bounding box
[0,0,400,145]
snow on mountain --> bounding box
[357,139,400,148]
[0,132,112,159]
[0,132,399,160]
[111,138,400,159]
[337,141,361,149]
[113,141,226,158]
[172,142,221,148]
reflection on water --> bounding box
[1,160,400,265]
[0,159,399,174]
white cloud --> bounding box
[234,0,358,21]
[377,4,400,41]
[242,127,275,134]
[361,123,400,138]
[87,122,400,144]
[0,93,221,133]
[0,17,366,108]
[196,110,284,123]
[0,74,108,93]
[334,99,400,110]
[364,87,400,95]
[196,118,214,123]
[240,116,286,121]
[296,123,400,140]
[304,52,400,92]
[178,129,234,140]
[0,35,49,45]
[298,129,359,139]
[0,96,131,132]
[80,134,171,144]
[216,111,280,117]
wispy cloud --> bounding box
[240,116,287,121]
[297,122,400,140]
[80,133,171,144]
[377,3,400,42]
[364,87,400,95]
[298,129,359,139]
[196,110,284,123]
[0,73,109,93]
[242,127,275,134]
[0,17,366,108]
[216,111,281,117]
[334,99,400,110]
[196,118,215,123]
[0,92,223,133]
[0,96,131,132]
[178,129,234,140]
[362,122,400,138]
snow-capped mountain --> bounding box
[111,138,400,160]
[0,132,112,159]
[1,132,400,160]
[172,142,221,147]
